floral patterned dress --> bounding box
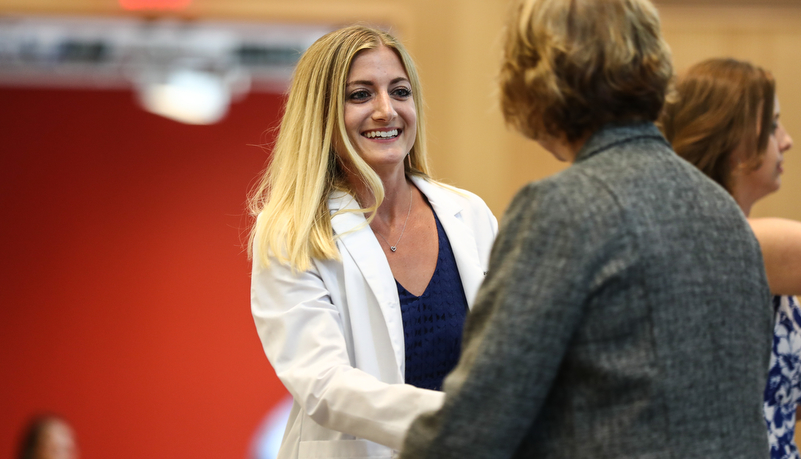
[765,295,801,459]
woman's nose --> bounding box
[371,92,396,121]
[778,122,794,153]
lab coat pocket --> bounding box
[298,439,393,458]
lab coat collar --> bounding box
[327,177,486,377]
[328,176,484,309]
[411,177,483,310]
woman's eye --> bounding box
[392,87,412,98]
[349,90,371,101]
[772,120,779,134]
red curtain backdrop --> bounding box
[0,87,287,459]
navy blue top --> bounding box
[397,210,468,391]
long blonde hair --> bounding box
[248,25,430,271]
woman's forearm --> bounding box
[749,217,801,296]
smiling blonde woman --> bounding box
[248,25,497,459]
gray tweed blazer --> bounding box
[400,123,772,459]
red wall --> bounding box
[0,87,287,459]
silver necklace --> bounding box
[374,186,413,252]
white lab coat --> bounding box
[251,176,498,459]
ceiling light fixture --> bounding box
[0,16,336,124]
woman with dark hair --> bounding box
[661,57,800,459]
[400,0,772,458]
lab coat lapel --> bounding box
[412,177,485,309]
[328,191,405,374]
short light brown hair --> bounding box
[659,58,775,193]
[500,0,673,142]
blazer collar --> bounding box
[574,122,670,164]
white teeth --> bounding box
[365,129,399,138]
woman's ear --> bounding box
[728,139,751,175]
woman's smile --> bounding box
[362,128,402,140]
[343,45,417,170]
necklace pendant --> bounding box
[390,246,397,252]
